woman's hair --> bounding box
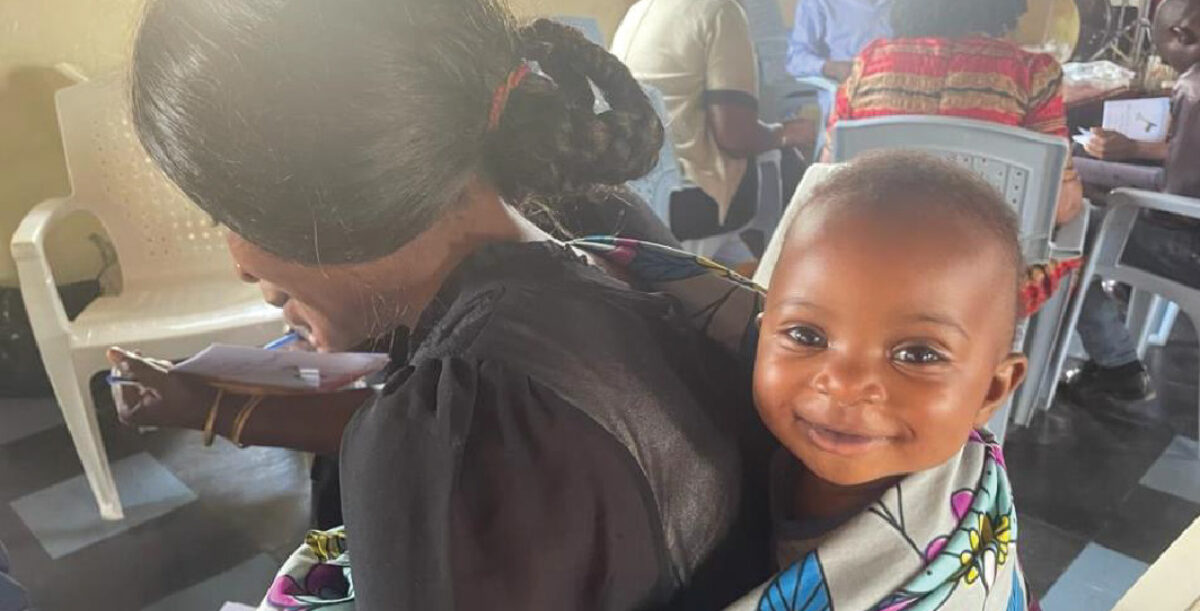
[890,0,1028,38]
[131,0,663,264]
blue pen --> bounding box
[263,331,300,351]
[106,374,141,387]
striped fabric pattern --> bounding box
[830,36,1068,139]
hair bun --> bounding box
[483,19,664,202]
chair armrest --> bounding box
[10,197,78,332]
[1050,199,1092,258]
[792,76,839,93]
[1110,188,1200,220]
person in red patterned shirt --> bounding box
[821,0,1084,225]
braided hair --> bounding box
[131,0,663,264]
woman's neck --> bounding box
[791,463,901,521]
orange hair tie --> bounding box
[487,63,532,132]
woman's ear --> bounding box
[973,352,1029,428]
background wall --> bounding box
[0,0,148,287]
[0,0,789,288]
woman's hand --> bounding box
[106,348,218,430]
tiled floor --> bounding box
[1005,314,1200,608]
[0,391,310,610]
[1,316,1197,610]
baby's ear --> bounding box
[755,312,764,328]
[972,353,1029,428]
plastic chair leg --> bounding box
[1127,289,1158,360]
[41,342,124,520]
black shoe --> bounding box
[1059,361,1160,426]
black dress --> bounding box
[339,242,772,610]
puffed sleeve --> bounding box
[340,357,673,610]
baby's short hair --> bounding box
[795,151,1025,323]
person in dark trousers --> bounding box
[1065,0,1200,422]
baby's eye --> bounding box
[785,325,828,349]
[893,345,947,365]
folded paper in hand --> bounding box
[173,344,389,392]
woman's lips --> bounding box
[793,414,893,456]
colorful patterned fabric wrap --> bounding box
[572,236,765,361]
[729,432,1027,611]
[258,527,354,611]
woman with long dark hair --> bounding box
[112,1,771,608]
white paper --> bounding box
[219,604,256,611]
[1102,97,1172,142]
[173,344,389,392]
[1072,127,1094,148]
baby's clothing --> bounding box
[730,431,1031,611]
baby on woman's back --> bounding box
[732,152,1034,611]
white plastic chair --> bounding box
[10,75,282,520]
[1053,188,1200,456]
[754,163,842,288]
[626,84,684,224]
[737,0,810,124]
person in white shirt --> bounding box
[613,0,811,267]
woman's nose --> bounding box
[811,352,886,407]
[235,266,289,308]
[259,282,290,309]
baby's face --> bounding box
[755,206,1026,486]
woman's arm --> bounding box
[108,348,371,454]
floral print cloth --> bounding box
[258,528,353,610]
[576,237,1029,611]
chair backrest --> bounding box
[552,15,605,47]
[737,0,797,122]
[737,0,788,44]
[832,116,1069,263]
[626,83,683,223]
[55,75,236,289]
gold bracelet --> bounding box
[202,389,225,447]
[230,395,265,448]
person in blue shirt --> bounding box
[787,0,894,81]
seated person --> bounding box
[729,152,1032,610]
[1060,0,1200,418]
[787,0,894,82]
[612,0,812,267]
[822,0,1084,226]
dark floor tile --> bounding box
[2,387,308,611]
[2,495,264,611]
[1094,485,1200,564]
[1005,399,1175,538]
[1015,514,1090,601]
[0,409,144,503]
